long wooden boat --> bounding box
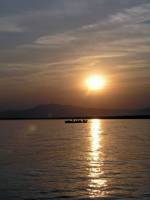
[65,119,88,123]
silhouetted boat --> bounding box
[65,119,88,123]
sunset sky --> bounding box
[0,0,150,110]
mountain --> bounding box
[136,107,150,115]
[0,104,149,119]
[0,104,130,119]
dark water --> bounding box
[0,119,150,200]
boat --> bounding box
[65,119,88,123]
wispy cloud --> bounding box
[0,1,150,106]
[0,16,24,32]
[35,33,77,46]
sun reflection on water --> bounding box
[88,119,107,198]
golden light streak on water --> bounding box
[88,119,107,198]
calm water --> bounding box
[0,119,150,200]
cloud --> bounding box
[0,0,150,109]
[0,1,150,87]
[35,33,77,46]
[0,64,41,79]
[0,16,24,32]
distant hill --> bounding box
[136,107,150,115]
[0,104,132,119]
[0,104,150,119]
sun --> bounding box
[86,75,106,91]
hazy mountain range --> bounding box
[0,104,150,119]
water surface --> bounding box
[0,119,150,199]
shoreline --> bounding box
[0,115,150,120]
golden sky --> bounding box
[0,0,150,110]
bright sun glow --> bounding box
[86,75,106,91]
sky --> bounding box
[0,0,150,110]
